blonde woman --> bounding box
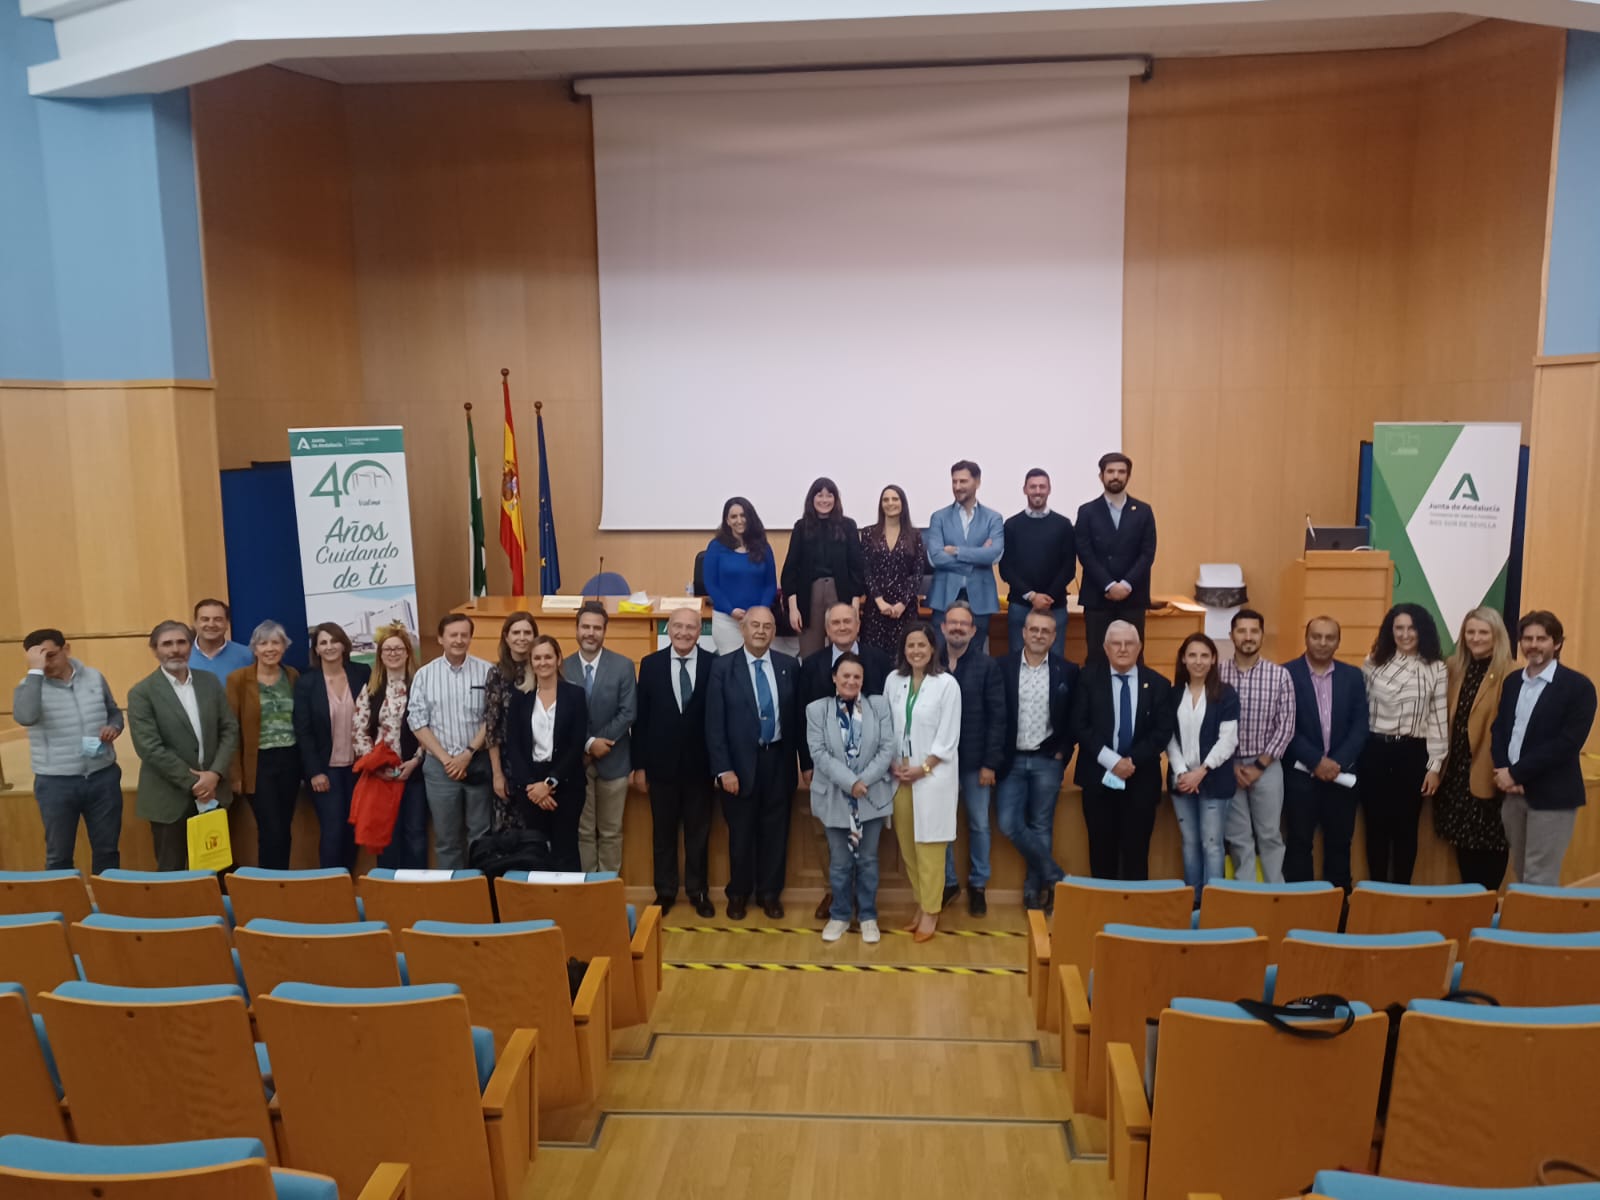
[1435,607,1513,888]
[353,625,427,868]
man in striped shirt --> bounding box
[1218,610,1296,882]
[408,613,493,868]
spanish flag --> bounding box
[498,370,527,596]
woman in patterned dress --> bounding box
[1435,607,1513,888]
[860,485,924,655]
[485,610,539,827]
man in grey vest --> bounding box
[14,628,126,872]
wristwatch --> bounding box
[544,776,559,790]
[1255,757,1272,770]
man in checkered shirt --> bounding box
[1218,609,1296,882]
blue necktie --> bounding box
[1115,673,1134,756]
[754,658,777,743]
[584,661,595,698]
[678,657,693,711]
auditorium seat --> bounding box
[91,870,231,924]
[1381,1000,1600,1185]
[1458,928,1600,1006]
[1197,880,1344,951]
[0,984,67,1139]
[0,914,79,999]
[1029,877,1193,1032]
[254,982,536,1200]
[1272,930,1456,1009]
[73,914,241,990]
[0,870,92,925]
[356,868,494,930]
[1309,1173,1600,1200]
[1059,923,1269,1118]
[402,919,612,1112]
[1496,883,1600,934]
[36,981,277,1157]
[0,1134,410,1199]
[1108,998,1385,1200]
[1345,882,1497,947]
[227,868,362,926]
[495,871,660,1028]
[234,920,403,1001]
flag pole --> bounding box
[534,398,544,601]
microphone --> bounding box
[592,556,604,602]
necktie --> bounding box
[584,661,595,698]
[677,657,693,711]
[1116,673,1134,756]
[754,658,777,743]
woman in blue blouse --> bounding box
[703,496,779,653]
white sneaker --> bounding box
[860,919,881,944]
[821,919,848,942]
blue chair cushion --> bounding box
[366,868,483,880]
[1469,927,1600,948]
[79,913,227,932]
[1355,881,1487,896]
[243,919,388,937]
[471,1025,495,1093]
[1063,875,1190,892]
[1286,928,1446,948]
[0,911,66,927]
[1505,882,1600,901]
[0,870,81,882]
[627,904,637,937]
[1172,996,1371,1020]
[270,981,459,1004]
[54,981,245,1004]
[1102,923,1257,942]
[0,1134,268,1174]
[98,869,215,883]
[410,919,554,936]
[1205,880,1336,893]
[1407,998,1600,1025]
[0,982,23,1001]
[586,872,619,882]
[1313,1168,1600,1200]
[231,867,350,880]
[31,1014,62,1099]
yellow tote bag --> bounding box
[187,806,233,872]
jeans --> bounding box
[1170,790,1229,904]
[1006,602,1068,658]
[34,765,123,874]
[1224,760,1286,883]
[825,818,884,922]
[310,764,357,869]
[995,752,1066,897]
[377,772,430,869]
[944,769,993,890]
[421,751,494,869]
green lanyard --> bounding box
[903,679,921,747]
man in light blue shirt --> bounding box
[188,598,253,679]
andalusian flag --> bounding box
[466,407,487,597]
[499,370,527,595]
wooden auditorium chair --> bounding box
[356,869,494,931]
[91,870,231,924]
[1029,877,1193,1032]
[1381,1000,1600,1186]
[0,1135,410,1200]
[0,871,92,924]
[0,913,79,998]
[402,918,612,1112]
[0,984,67,1139]
[1197,880,1344,952]
[1496,882,1600,934]
[234,920,403,1000]
[1307,1172,1600,1200]
[72,914,241,989]
[1345,882,1497,948]
[36,982,276,1156]
[1108,998,1386,1200]
[1272,930,1457,1009]
[1458,928,1600,1006]
[254,982,536,1200]
[495,871,661,1028]
[1059,923,1269,1117]
[226,868,362,926]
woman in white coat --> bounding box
[883,621,962,942]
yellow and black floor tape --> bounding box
[666,925,1023,938]
[665,961,1024,975]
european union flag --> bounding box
[536,407,561,595]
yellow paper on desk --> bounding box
[187,807,233,872]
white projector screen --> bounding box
[588,65,1130,533]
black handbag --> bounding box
[467,828,559,880]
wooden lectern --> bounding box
[1278,550,1393,665]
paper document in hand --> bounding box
[1292,761,1358,788]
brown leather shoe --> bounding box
[814,892,834,921]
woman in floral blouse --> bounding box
[354,624,428,868]
[860,485,924,654]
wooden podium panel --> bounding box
[451,596,709,669]
[1278,551,1393,665]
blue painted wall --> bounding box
[0,8,208,381]
[1545,30,1600,357]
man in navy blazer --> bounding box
[1069,620,1174,880]
[706,606,800,921]
[1490,610,1597,886]
[1282,616,1369,891]
[926,460,1006,653]
[941,600,1008,916]
[632,607,718,917]
[1075,453,1157,666]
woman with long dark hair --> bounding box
[860,484,924,655]
[500,634,590,868]
[292,621,371,868]
[781,476,867,659]
[703,496,778,653]
[1165,633,1240,905]
[1360,603,1449,883]
[484,610,539,804]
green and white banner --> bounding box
[288,426,419,660]
[1370,422,1521,652]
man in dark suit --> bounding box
[632,607,718,917]
[1075,452,1157,667]
[706,606,800,920]
[126,619,241,870]
[1491,610,1597,886]
[1069,619,1173,880]
[941,600,1007,915]
[1282,616,1369,890]
[797,601,892,920]
[562,601,637,874]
